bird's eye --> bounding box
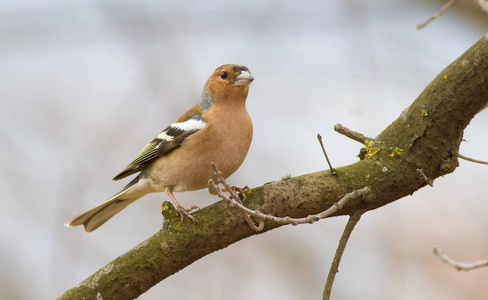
[220,71,228,79]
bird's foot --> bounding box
[176,205,200,223]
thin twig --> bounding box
[458,153,488,165]
[317,134,337,175]
[433,246,488,271]
[334,123,372,144]
[417,0,457,29]
[210,163,370,231]
[323,212,363,300]
[416,168,434,186]
[209,163,264,231]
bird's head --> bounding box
[201,64,254,108]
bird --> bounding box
[65,64,254,232]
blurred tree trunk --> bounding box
[58,33,488,300]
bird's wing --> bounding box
[113,112,207,181]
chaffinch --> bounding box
[65,64,254,232]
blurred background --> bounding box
[1,0,488,299]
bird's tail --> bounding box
[65,177,146,232]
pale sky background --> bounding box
[1,0,488,299]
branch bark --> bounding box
[59,33,488,300]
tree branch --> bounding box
[59,33,488,300]
[433,247,488,271]
[323,212,363,300]
[334,123,372,144]
[209,164,370,229]
[317,133,338,175]
[418,0,458,29]
[458,153,488,165]
[416,168,434,187]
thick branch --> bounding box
[59,33,488,300]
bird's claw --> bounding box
[176,205,199,223]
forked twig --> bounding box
[209,164,264,231]
[209,163,371,231]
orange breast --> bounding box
[146,101,252,193]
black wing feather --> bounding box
[113,125,203,181]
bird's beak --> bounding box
[235,71,254,86]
